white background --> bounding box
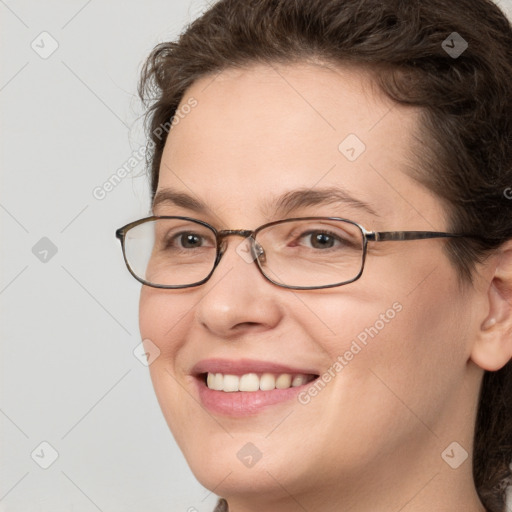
[1,1,511,511]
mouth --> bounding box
[201,371,318,392]
[191,359,320,416]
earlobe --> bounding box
[471,242,512,372]
[480,316,496,330]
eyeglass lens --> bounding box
[123,218,364,288]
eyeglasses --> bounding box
[115,216,476,290]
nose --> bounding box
[194,236,283,338]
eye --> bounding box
[298,230,344,249]
[162,230,215,250]
[177,232,205,249]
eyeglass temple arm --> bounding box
[365,231,470,242]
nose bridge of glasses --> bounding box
[216,229,265,264]
[217,229,254,239]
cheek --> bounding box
[138,288,197,416]
[295,266,468,442]
[138,287,195,359]
[139,287,201,442]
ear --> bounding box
[471,240,512,371]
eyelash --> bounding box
[164,229,355,251]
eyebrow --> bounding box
[152,186,378,218]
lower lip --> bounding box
[195,376,315,417]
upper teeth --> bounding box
[206,372,314,392]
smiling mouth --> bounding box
[201,372,319,392]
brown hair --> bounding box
[138,0,512,510]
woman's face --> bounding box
[139,63,483,507]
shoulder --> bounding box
[213,498,228,512]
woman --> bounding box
[116,0,512,510]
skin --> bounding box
[138,62,512,512]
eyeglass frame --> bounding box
[115,215,480,291]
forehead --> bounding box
[167,62,392,164]
[156,62,444,230]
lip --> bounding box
[191,358,320,417]
[191,358,320,376]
